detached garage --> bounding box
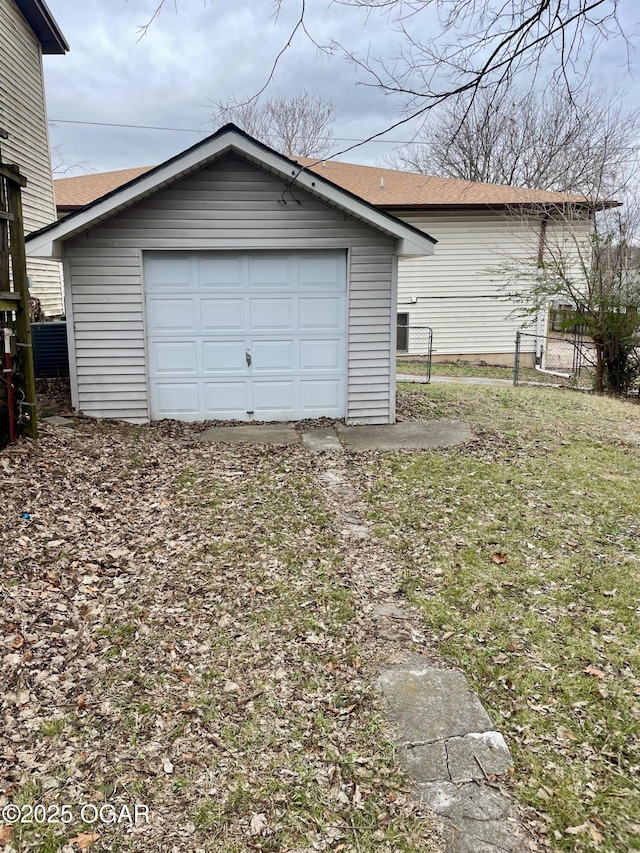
[27,125,435,424]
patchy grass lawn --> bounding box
[0,424,439,853]
[396,359,592,387]
[354,385,640,852]
[397,359,543,382]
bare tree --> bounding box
[497,132,640,394]
[389,86,639,196]
[211,92,335,158]
[49,143,93,177]
[139,1,631,159]
[511,203,640,393]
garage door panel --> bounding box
[299,297,342,330]
[203,341,247,372]
[300,339,342,371]
[201,299,245,331]
[250,298,293,331]
[299,254,346,289]
[154,382,199,416]
[145,254,192,288]
[150,341,198,374]
[204,381,249,415]
[253,381,295,412]
[300,379,342,411]
[198,255,243,288]
[249,256,291,288]
[252,340,294,371]
[148,298,196,332]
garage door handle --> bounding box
[245,350,252,367]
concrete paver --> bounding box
[399,741,449,783]
[377,660,528,852]
[447,731,513,782]
[417,782,525,853]
[302,428,343,453]
[377,665,494,742]
[43,415,75,427]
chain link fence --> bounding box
[396,324,434,382]
[513,330,640,393]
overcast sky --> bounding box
[43,1,640,176]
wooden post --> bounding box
[0,130,9,290]
[5,164,37,439]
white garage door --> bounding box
[144,251,347,421]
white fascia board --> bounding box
[396,236,436,257]
[27,235,58,259]
[26,129,436,258]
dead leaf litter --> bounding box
[1,420,444,853]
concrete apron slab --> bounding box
[337,420,473,451]
[194,420,472,451]
[378,657,531,852]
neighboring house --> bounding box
[55,157,600,365]
[27,124,435,425]
[0,0,68,316]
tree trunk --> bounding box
[593,338,605,393]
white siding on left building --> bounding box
[0,0,63,315]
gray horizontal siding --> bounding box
[65,154,397,424]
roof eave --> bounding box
[16,0,69,53]
[380,199,619,212]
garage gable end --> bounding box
[28,125,436,259]
[63,152,400,425]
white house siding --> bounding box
[63,153,397,424]
[396,209,592,364]
[0,0,63,315]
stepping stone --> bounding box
[377,658,525,853]
[302,428,343,453]
[43,415,75,427]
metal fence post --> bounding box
[425,327,433,384]
[513,332,520,386]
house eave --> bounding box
[380,200,619,214]
[16,0,69,53]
